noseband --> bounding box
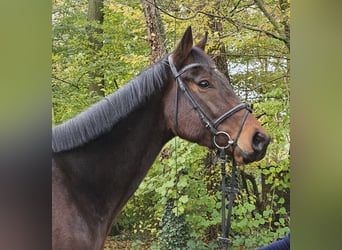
[168,55,252,150]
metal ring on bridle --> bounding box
[213,131,234,149]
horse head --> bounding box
[163,27,270,164]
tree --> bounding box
[141,0,166,64]
[87,0,105,96]
[206,1,230,80]
[254,0,290,50]
[52,0,149,122]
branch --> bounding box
[241,170,263,213]
[254,0,290,50]
[206,7,289,45]
[223,15,287,43]
[146,0,288,45]
[52,75,80,90]
[144,0,200,20]
[225,52,289,60]
[254,0,281,35]
[229,0,243,15]
[250,74,290,92]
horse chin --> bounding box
[232,146,267,165]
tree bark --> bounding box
[87,0,105,96]
[141,0,167,65]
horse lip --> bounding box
[232,146,267,165]
[215,143,267,165]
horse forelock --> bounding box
[52,57,169,153]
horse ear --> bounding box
[195,31,208,51]
[172,26,193,69]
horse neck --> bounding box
[54,94,173,229]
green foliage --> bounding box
[158,200,190,250]
[52,0,149,124]
[229,188,290,248]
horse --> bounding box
[52,26,270,250]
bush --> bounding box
[158,200,190,250]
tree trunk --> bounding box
[207,3,231,82]
[87,0,105,96]
[141,0,166,65]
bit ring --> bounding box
[213,131,234,149]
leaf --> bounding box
[179,195,189,204]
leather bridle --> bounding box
[168,54,253,249]
[168,55,252,150]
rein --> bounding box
[168,55,251,249]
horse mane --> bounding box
[52,56,169,153]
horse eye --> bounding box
[198,80,210,88]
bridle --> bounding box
[168,54,252,249]
[168,55,252,149]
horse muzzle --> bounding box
[233,131,270,165]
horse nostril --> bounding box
[252,131,270,152]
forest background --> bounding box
[52,0,290,249]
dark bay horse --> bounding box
[52,27,270,250]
